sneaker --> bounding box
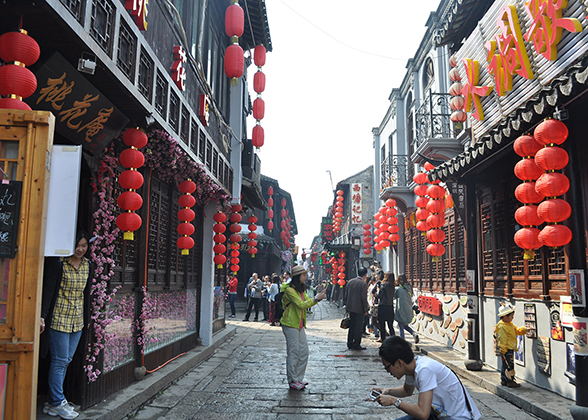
[47,400,79,419]
[507,381,521,388]
[289,381,305,390]
[413,334,419,344]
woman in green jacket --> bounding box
[280,265,326,390]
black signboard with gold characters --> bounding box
[26,52,129,155]
[0,181,22,258]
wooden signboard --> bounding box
[0,181,22,258]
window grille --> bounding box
[180,106,189,144]
[90,0,115,55]
[190,119,198,155]
[117,18,136,81]
[169,91,180,133]
[138,47,154,102]
[155,71,168,118]
[60,0,84,22]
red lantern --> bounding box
[417,220,429,232]
[213,244,226,254]
[229,212,242,223]
[120,148,145,168]
[0,65,37,98]
[116,212,142,238]
[414,185,429,196]
[535,172,569,197]
[119,170,144,190]
[178,208,195,222]
[534,119,568,146]
[177,236,194,250]
[427,185,445,199]
[514,159,544,181]
[230,233,241,243]
[416,208,430,221]
[225,2,244,37]
[427,229,446,243]
[178,223,195,236]
[224,44,244,83]
[426,199,445,213]
[268,220,274,231]
[254,45,266,67]
[515,182,544,204]
[123,127,148,148]
[252,124,264,148]
[385,198,396,207]
[413,172,429,184]
[254,71,266,93]
[427,213,445,229]
[117,191,143,211]
[538,224,572,247]
[178,194,196,208]
[537,199,571,223]
[214,255,227,266]
[0,97,31,110]
[426,243,445,257]
[515,205,543,226]
[450,111,467,123]
[253,98,265,120]
[214,234,226,243]
[534,146,569,171]
[0,30,40,66]
[213,212,227,223]
[364,249,372,255]
[415,196,429,208]
[514,134,542,157]
[514,227,542,259]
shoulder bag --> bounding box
[340,312,351,329]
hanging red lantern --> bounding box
[515,182,544,204]
[253,98,265,120]
[123,127,149,148]
[427,243,445,258]
[0,30,40,66]
[254,71,266,93]
[178,223,195,236]
[538,224,572,247]
[427,213,445,229]
[426,199,445,213]
[254,45,266,67]
[214,255,227,266]
[537,199,571,223]
[117,191,143,210]
[116,212,142,237]
[225,2,244,37]
[119,170,144,190]
[514,227,542,259]
[252,124,264,148]
[247,214,258,258]
[229,212,242,223]
[534,119,568,146]
[514,134,542,157]
[427,229,446,243]
[224,44,244,85]
[534,147,569,171]
[0,65,37,98]
[514,159,544,181]
[535,172,569,197]
[119,148,145,168]
[268,220,274,231]
[177,179,196,255]
[514,205,543,227]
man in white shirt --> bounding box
[371,336,481,420]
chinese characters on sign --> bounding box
[171,46,187,91]
[321,217,335,242]
[125,0,148,31]
[351,183,363,224]
[461,0,583,121]
[27,52,128,155]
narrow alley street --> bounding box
[74,300,572,420]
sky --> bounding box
[247,0,442,251]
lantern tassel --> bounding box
[181,249,189,256]
[523,249,535,260]
[124,231,134,241]
[217,264,223,269]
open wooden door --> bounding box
[0,109,54,419]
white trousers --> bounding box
[282,325,309,383]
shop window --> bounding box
[117,18,136,81]
[138,47,154,103]
[169,91,180,133]
[155,71,168,118]
[147,178,171,285]
[90,0,115,56]
[60,0,84,23]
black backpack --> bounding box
[274,290,289,321]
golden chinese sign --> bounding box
[26,52,128,154]
[456,0,585,136]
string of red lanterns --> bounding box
[213,211,227,268]
[116,128,148,240]
[252,45,266,148]
[448,55,467,128]
[424,162,446,260]
[362,223,372,256]
[413,172,430,234]
[333,190,344,234]
[224,1,244,86]
[0,29,40,111]
[267,186,274,232]
[337,251,346,286]
[513,134,544,259]
[177,179,196,255]
[229,204,242,274]
[385,199,400,245]
[534,119,572,248]
[247,214,258,258]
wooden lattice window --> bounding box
[481,196,494,292]
[190,119,198,155]
[198,130,206,162]
[180,106,190,144]
[155,71,168,118]
[138,47,154,102]
[147,178,171,286]
[90,0,115,55]
[205,140,212,171]
[212,150,219,178]
[117,18,136,81]
[169,91,180,133]
[60,0,84,22]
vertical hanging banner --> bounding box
[351,183,362,224]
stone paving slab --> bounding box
[62,299,577,419]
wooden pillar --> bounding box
[0,109,54,419]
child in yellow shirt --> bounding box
[495,303,527,388]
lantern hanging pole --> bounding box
[326,170,334,192]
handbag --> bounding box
[340,312,351,329]
[370,305,379,318]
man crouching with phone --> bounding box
[370,336,481,420]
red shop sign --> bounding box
[417,295,442,317]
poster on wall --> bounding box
[573,318,588,356]
[550,304,564,341]
[569,269,586,307]
[466,296,478,315]
[524,303,537,339]
[466,270,475,293]
[561,296,574,328]
[515,334,525,366]
[537,336,551,375]
[565,342,576,384]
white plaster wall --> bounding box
[199,202,217,346]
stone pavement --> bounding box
[67,299,574,420]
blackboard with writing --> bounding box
[0,181,22,258]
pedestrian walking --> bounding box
[261,275,271,321]
[345,267,369,350]
[280,265,326,390]
[40,231,93,419]
[377,272,396,341]
[227,276,238,318]
[268,274,280,325]
[371,336,481,420]
[394,274,418,343]
[367,276,380,340]
[495,302,527,388]
[243,273,262,321]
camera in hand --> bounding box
[369,390,381,400]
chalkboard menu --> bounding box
[0,181,22,258]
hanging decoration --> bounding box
[413,172,430,234]
[373,212,383,253]
[385,198,400,245]
[448,55,467,129]
[247,214,258,258]
[224,0,244,86]
[177,179,196,255]
[280,198,288,247]
[116,128,148,240]
[229,203,242,274]
[337,251,346,286]
[378,205,391,250]
[0,29,40,111]
[252,44,267,148]
[213,211,227,268]
[267,186,274,232]
[513,134,544,259]
[534,119,572,248]
[333,190,344,235]
[362,223,372,256]
[424,162,446,260]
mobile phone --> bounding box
[369,390,381,400]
